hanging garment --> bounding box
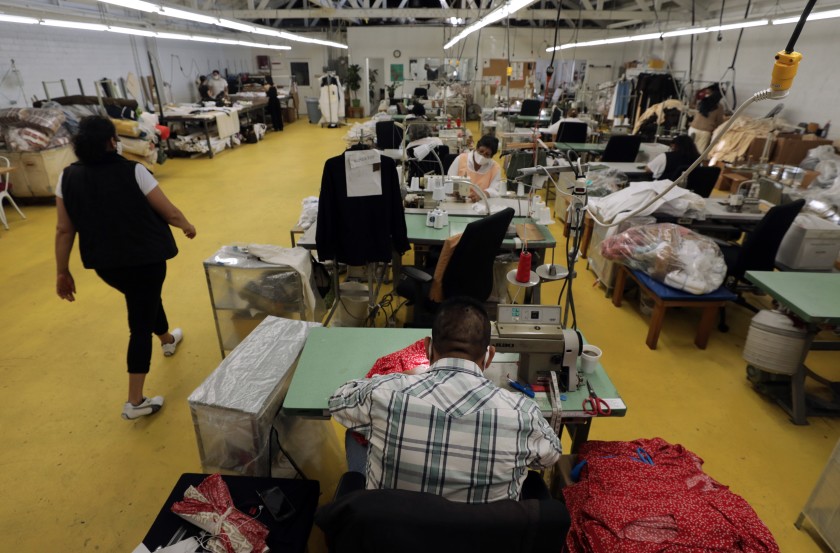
[316,151,410,265]
[319,83,341,126]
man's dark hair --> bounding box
[431,297,491,360]
[73,115,116,164]
[476,134,499,156]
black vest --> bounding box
[61,154,177,269]
[662,151,698,182]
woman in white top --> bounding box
[446,135,503,199]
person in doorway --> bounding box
[329,297,563,503]
[54,116,197,420]
[645,134,701,181]
[447,134,503,199]
[207,69,228,99]
[197,75,212,102]
[689,84,725,151]
[266,79,284,131]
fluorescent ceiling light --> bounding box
[706,19,768,32]
[98,0,158,12]
[156,31,191,39]
[190,35,220,43]
[108,25,156,36]
[158,6,218,25]
[217,38,240,44]
[218,18,255,32]
[41,19,108,30]
[252,27,282,37]
[631,32,662,41]
[445,0,538,49]
[773,9,840,24]
[278,31,348,48]
[239,41,292,50]
[0,14,39,24]
[661,27,708,37]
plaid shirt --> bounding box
[329,358,562,503]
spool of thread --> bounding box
[516,251,532,283]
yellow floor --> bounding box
[1,119,838,552]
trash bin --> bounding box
[305,97,320,124]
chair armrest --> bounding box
[402,265,434,283]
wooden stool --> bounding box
[612,266,737,350]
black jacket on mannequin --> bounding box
[316,152,410,265]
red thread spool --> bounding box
[456,117,462,128]
[516,251,532,283]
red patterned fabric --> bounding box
[563,438,779,553]
[171,473,269,553]
[366,339,429,378]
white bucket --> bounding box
[332,281,370,327]
[743,310,809,375]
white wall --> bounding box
[0,22,325,109]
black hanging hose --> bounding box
[786,0,818,53]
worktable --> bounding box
[282,326,625,452]
[163,104,266,158]
[745,271,840,425]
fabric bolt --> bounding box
[329,357,562,503]
[316,152,409,265]
[563,438,779,553]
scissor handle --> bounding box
[596,397,612,416]
[582,396,611,416]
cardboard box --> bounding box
[282,107,297,123]
[771,136,833,166]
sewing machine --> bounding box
[490,304,583,392]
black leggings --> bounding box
[95,261,169,374]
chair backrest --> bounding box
[549,107,562,125]
[601,135,642,163]
[556,122,588,144]
[684,166,721,198]
[406,145,450,178]
[442,152,460,174]
[519,99,541,117]
[316,486,569,553]
[729,199,805,280]
[375,120,404,150]
[413,87,428,99]
[442,207,515,301]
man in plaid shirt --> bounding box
[329,297,562,503]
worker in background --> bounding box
[207,69,228,99]
[329,297,563,503]
[405,122,443,152]
[645,134,701,181]
[540,108,592,140]
[447,134,503,199]
[689,84,725,151]
[197,76,212,103]
[265,75,284,131]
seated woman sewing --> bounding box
[645,135,700,181]
[446,135,503,199]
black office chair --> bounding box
[316,471,570,553]
[549,107,562,125]
[519,99,541,117]
[375,120,404,150]
[555,122,588,144]
[396,207,516,327]
[406,145,450,179]
[442,152,460,174]
[717,199,805,331]
[601,135,642,163]
[682,166,722,198]
[413,87,428,99]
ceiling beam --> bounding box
[216,7,665,20]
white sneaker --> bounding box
[162,328,183,357]
[122,396,164,420]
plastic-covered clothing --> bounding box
[599,223,726,294]
[587,181,705,224]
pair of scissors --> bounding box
[582,381,611,416]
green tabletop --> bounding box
[512,115,551,124]
[405,213,556,249]
[552,142,605,153]
[282,327,626,419]
[745,271,840,325]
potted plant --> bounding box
[385,82,399,100]
[346,64,362,108]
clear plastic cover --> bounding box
[188,316,321,475]
[600,223,727,294]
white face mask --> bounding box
[116,141,123,155]
[473,152,487,167]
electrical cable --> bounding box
[717,0,726,41]
[785,0,817,53]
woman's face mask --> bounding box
[116,141,124,155]
[473,152,487,166]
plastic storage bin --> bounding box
[305,97,321,124]
[796,437,840,551]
